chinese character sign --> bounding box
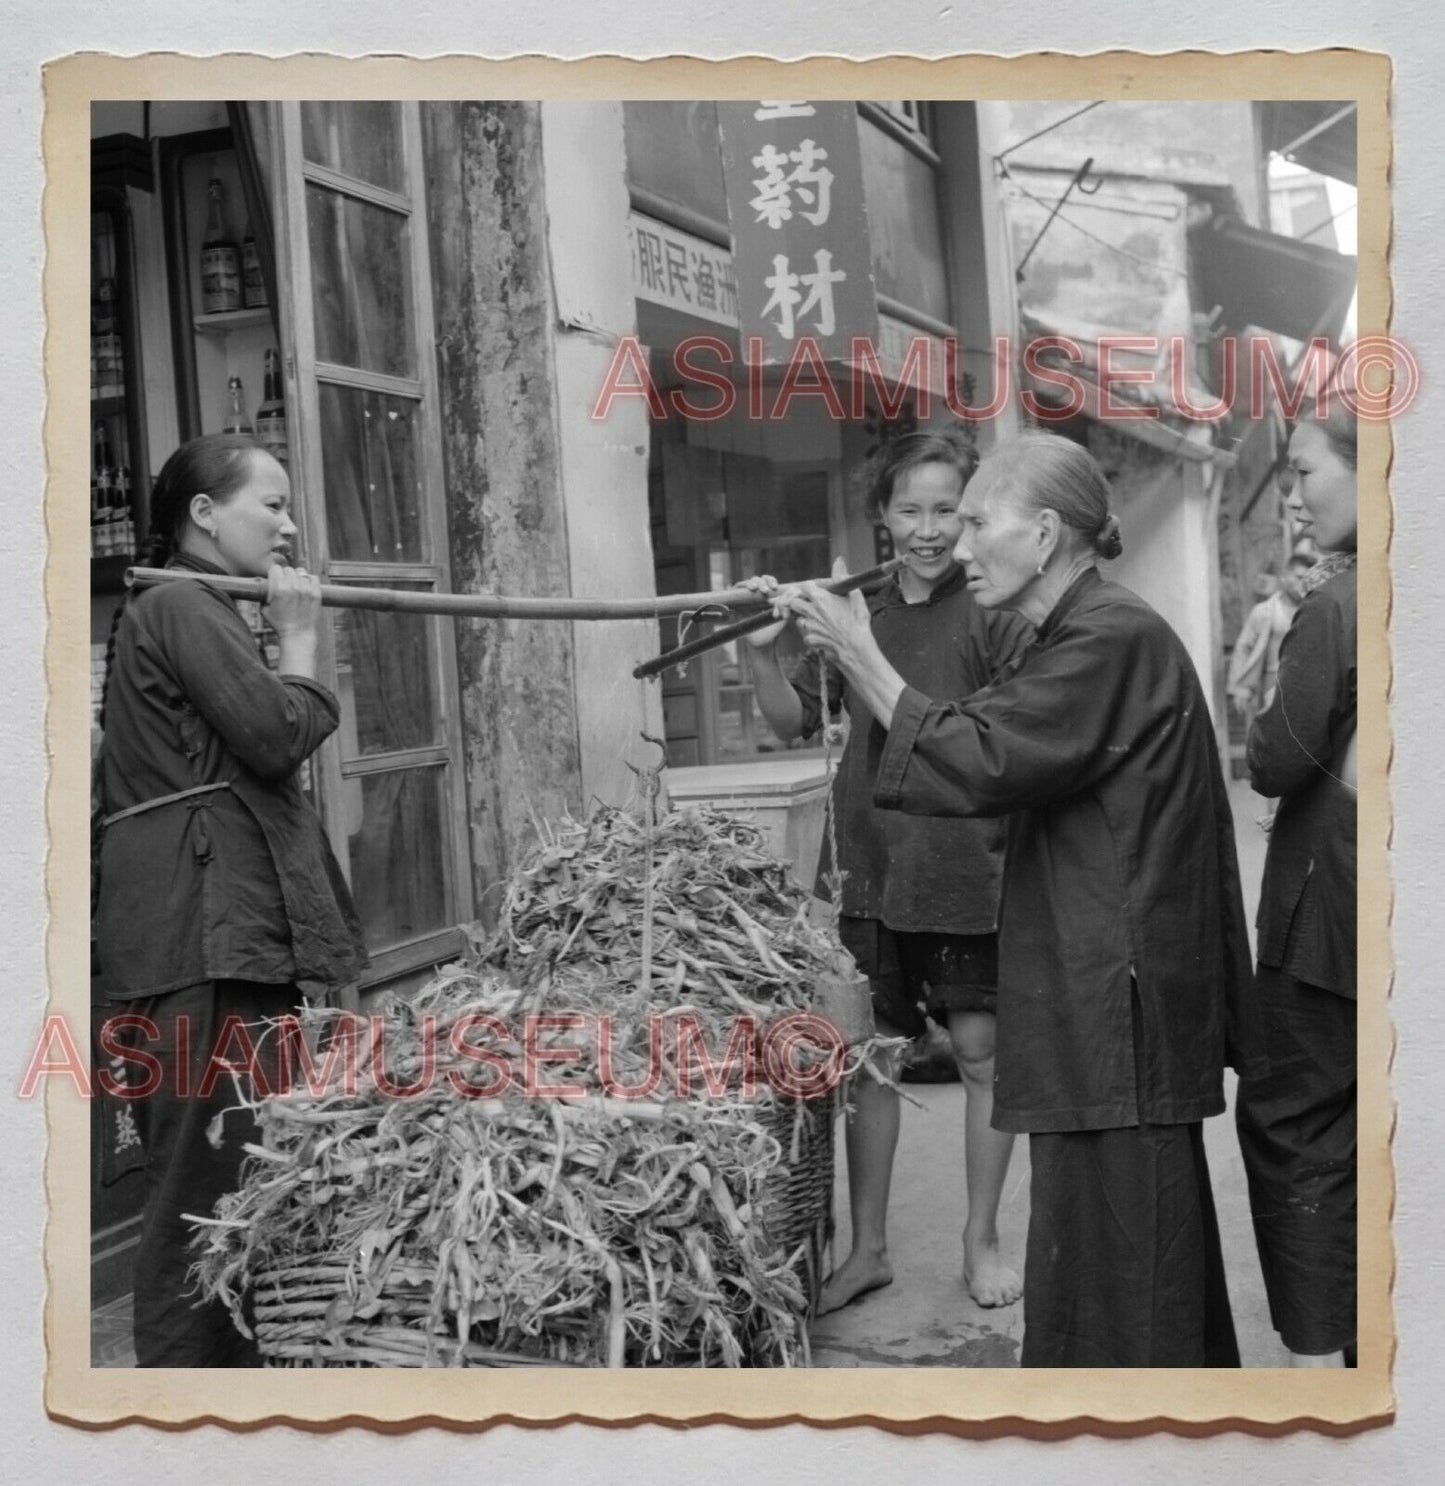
[717,101,879,365]
[626,213,739,328]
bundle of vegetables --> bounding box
[191,804,865,1368]
[483,801,859,1013]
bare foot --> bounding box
[962,1232,1021,1308]
[818,1250,894,1316]
[1288,1349,1346,1368]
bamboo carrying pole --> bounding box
[129,566,781,620]
[126,557,905,632]
[126,556,907,678]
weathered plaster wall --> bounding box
[1088,424,1220,723]
[423,101,583,923]
[539,101,666,810]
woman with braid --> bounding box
[94,434,367,1365]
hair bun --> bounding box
[1094,513,1123,559]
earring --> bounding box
[1036,559,1046,576]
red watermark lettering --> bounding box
[674,1011,759,1099]
[1020,335,1087,421]
[668,335,737,422]
[590,334,668,420]
[96,1013,163,1100]
[23,1008,852,1105]
[448,1012,515,1100]
[17,1013,91,1099]
[585,331,1417,426]
[760,1013,845,1101]
[1097,335,1162,420]
[525,1011,589,1099]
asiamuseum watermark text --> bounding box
[17,1010,847,1104]
[590,332,1419,423]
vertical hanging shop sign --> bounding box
[717,101,879,366]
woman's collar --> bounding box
[1033,565,1102,641]
[166,551,230,576]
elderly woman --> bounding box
[777,431,1265,1366]
[1235,401,1359,1368]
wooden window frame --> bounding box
[269,100,472,984]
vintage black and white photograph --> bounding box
[50,54,1392,1424]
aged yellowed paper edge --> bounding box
[44,48,1394,1431]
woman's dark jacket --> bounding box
[1247,564,1357,997]
[875,569,1266,1134]
[95,553,368,1000]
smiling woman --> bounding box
[741,423,1033,1316]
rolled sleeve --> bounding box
[874,684,933,810]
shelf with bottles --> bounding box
[90,410,142,583]
[218,346,290,468]
[90,209,128,407]
[91,198,149,590]
[162,132,283,446]
[193,306,273,336]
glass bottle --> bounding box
[241,214,268,310]
[200,178,242,314]
[92,422,115,556]
[256,348,288,462]
[93,226,123,399]
[114,465,134,557]
[223,374,254,435]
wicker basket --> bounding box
[754,1089,837,1319]
[246,1089,838,1368]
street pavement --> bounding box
[811,773,1289,1367]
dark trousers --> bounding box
[1235,965,1357,1356]
[1022,1122,1241,1367]
[114,979,298,1367]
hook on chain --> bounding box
[625,730,669,809]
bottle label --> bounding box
[242,242,268,309]
[201,245,242,313]
[94,334,123,398]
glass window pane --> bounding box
[345,767,450,949]
[301,102,406,194]
[858,115,950,324]
[317,384,425,560]
[307,185,416,377]
[333,586,440,757]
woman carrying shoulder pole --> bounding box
[94,434,368,1365]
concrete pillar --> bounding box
[1095,429,1221,724]
[423,102,583,919]
[539,101,666,809]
